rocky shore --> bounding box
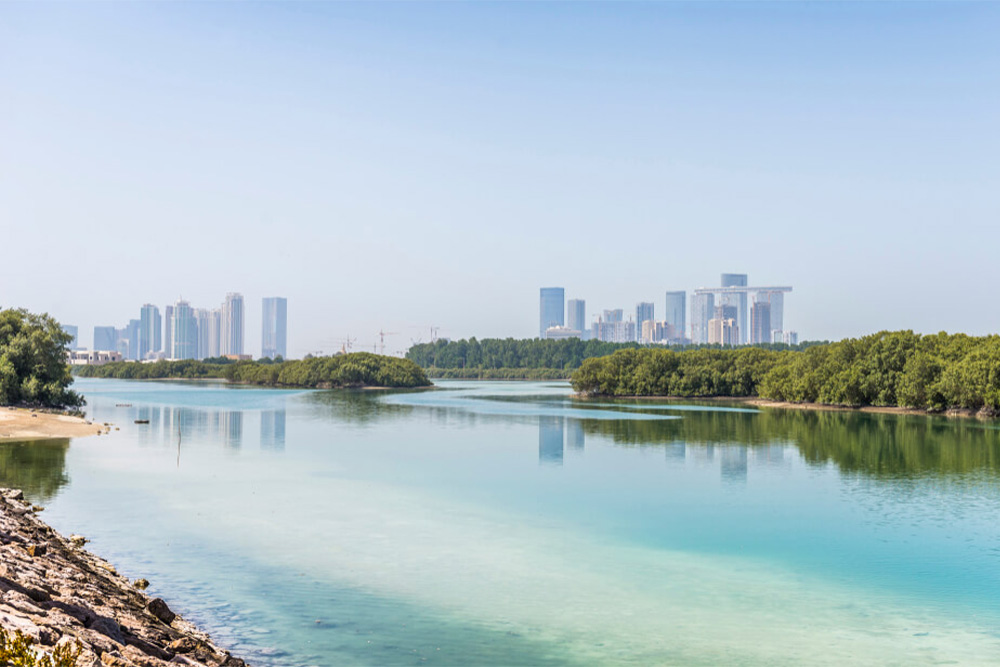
[0,488,247,666]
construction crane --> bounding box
[377,329,398,356]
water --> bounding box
[4,378,1000,665]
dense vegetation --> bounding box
[421,367,572,380]
[407,337,641,372]
[74,359,228,380]
[75,353,431,389]
[0,308,82,408]
[572,331,1000,413]
[406,337,823,377]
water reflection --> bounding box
[536,417,589,465]
[577,407,1000,478]
[538,417,564,465]
[719,446,748,483]
[260,410,286,451]
[0,439,70,504]
[108,404,285,453]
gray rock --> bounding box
[147,597,176,624]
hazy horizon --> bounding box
[3,2,997,357]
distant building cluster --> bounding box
[540,274,798,345]
[68,294,287,364]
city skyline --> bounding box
[78,293,285,361]
[3,3,998,354]
[540,274,796,346]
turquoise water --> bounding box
[5,378,1000,665]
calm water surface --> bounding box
[3,379,999,665]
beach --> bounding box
[0,408,105,440]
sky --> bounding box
[1,2,998,357]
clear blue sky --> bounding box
[2,2,997,356]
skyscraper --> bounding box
[60,325,79,350]
[539,287,565,338]
[664,291,686,342]
[636,302,655,342]
[94,326,116,351]
[163,305,174,359]
[691,293,715,344]
[262,297,287,359]
[721,273,748,345]
[139,304,162,359]
[221,293,245,356]
[126,319,141,361]
[756,291,784,337]
[566,299,586,335]
[171,300,198,360]
[196,308,221,359]
[750,301,771,345]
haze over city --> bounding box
[2,2,998,357]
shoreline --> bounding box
[0,487,246,666]
[574,394,997,420]
[0,407,108,440]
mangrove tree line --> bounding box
[75,353,431,389]
[571,330,1000,412]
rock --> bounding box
[69,534,89,547]
[167,637,198,654]
[5,489,24,501]
[133,578,150,590]
[88,615,125,644]
[147,598,176,625]
[27,543,47,557]
[100,652,131,667]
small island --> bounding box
[73,352,432,389]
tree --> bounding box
[0,308,82,408]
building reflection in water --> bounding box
[217,411,243,449]
[537,417,587,465]
[260,410,286,451]
[565,419,585,453]
[664,442,686,463]
[129,405,286,453]
[538,416,565,465]
[720,446,748,483]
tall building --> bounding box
[139,304,162,359]
[641,320,676,344]
[171,300,198,360]
[539,288,565,338]
[221,293,245,356]
[262,297,288,359]
[61,325,79,350]
[566,299,586,335]
[196,308,221,359]
[126,319,141,361]
[93,326,116,351]
[592,312,635,342]
[635,302,655,341]
[163,305,174,359]
[756,291,784,337]
[750,302,771,345]
[691,293,715,344]
[664,291,686,342]
[708,317,739,346]
[721,273,748,345]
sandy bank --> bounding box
[0,408,106,440]
[0,487,247,666]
